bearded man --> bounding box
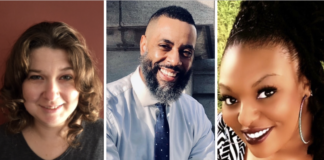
[106,6,215,160]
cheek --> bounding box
[62,87,79,105]
[22,82,40,103]
[182,58,193,72]
[222,106,241,131]
[265,90,301,126]
[150,51,164,64]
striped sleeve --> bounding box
[217,113,246,160]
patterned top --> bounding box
[217,113,246,160]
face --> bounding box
[219,44,312,157]
[22,47,79,128]
[139,16,197,103]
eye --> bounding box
[29,75,43,80]
[60,75,73,80]
[182,51,193,58]
[159,44,171,50]
[219,95,238,105]
[257,86,277,99]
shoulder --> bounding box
[217,113,233,142]
[175,93,204,113]
[172,94,210,128]
[64,119,103,159]
[82,119,103,136]
[217,113,240,141]
[217,113,246,160]
[0,123,22,159]
[106,73,133,100]
[0,123,9,143]
[83,119,104,139]
[79,119,103,149]
[0,123,15,141]
[177,93,201,106]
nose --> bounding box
[43,80,60,101]
[238,102,259,127]
[166,49,182,66]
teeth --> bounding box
[246,128,269,139]
[44,105,62,109]
[160,68,177,77]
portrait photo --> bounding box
[106,1,215,159]
[0,1,104,159]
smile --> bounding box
[246,128,269,139]
[160,68,177,77]
[41,104,63,110]
[158,67,180,82]
[242,127,272,145]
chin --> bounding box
[248,144,278,158]
[41,117,67,127]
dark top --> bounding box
[0,119,103,160]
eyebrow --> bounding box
[218,83,232,92]
[28,67,73,73]
[180,44,195,51]
[160,39,195,51]
[252,73,278,87]
[219,73,278,92]
[160,39,174,45]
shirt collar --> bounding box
[131,66,160,107]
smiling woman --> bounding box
[0,22,103,159]
[217,1,324,160]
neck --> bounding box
[26,121,68,140]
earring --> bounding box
[310,91,313,97]
[299,95,310,144]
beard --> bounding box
[140,52,192,104]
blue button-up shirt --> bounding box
[106,67,215,160]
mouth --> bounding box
[158,67,179,82]
[40,104,64,111]
[242,127,273,145]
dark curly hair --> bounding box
[0,21,102,147]
[224,1,324,159]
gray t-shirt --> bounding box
[0,119,103,160]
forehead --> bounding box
[148,16,197,45]
[29,47,70,68]
[219,44,298,89]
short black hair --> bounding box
[148,5,196,27]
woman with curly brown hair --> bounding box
[217,1,324,160]
[0,22,103,159]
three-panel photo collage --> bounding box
[0,1,323,160]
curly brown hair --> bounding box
[0,21,102,147]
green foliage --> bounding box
[217,0,241,113]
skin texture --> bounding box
[219,44,313,160]
[139,16,197,86]
[22,47,79,159]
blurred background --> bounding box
[217,0,241,113]
[0,1,104,125]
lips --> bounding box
[158,67,179,82]
[242,127,273,145]
[40,104,64,113]
[41,104,62,109]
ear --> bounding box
[140,35,147,56]
[300,75,311,96]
